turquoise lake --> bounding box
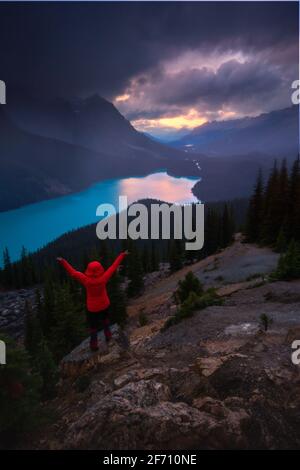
[0,172,200,264]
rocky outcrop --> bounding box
[60,325,129,378]
[36,321,300,450]
[28,241,300,450]
[61,379,252,450]
[0,288,38,339]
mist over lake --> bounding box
[0,172,199,263]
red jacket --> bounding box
[59,253,126,312]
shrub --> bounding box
[163,289,223,331]
[175,271,203,304]
[272,240,300,280]
[260,313,273,332]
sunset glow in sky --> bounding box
[1,3,297,139]
[132,108,208,132]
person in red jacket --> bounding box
[57,251,128,351]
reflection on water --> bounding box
[120,172,199,205]
[0,172,199,263]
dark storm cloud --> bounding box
[0,2,298,99]
[152,59,283,108]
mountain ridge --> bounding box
[169,106,299,157]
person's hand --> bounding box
[123,250,129,256]
[56,257,63,262]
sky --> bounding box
[0,2,298,138]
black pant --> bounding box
[86,307,111,340]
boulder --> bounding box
[61,379,251,450]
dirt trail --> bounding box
[128,234,280,319]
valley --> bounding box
[0,93,298,215]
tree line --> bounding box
[1,200,239,292]
[245,156,300,279]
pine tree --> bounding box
[2,247,12,288]
[175,271,203,304]
[126,243,144,297]
[150,243,159,272]
[24,300,58,400]
[20,247,35,287]
[261,161,281,245]
[287,155,300,242]
[279,160,289,214]
[274,240,300,280]
[0,333,41,446]
[40,276,56,337]
[49,283,86,361]
[245,169,264,242]
[221,203,234,248]
[24,300,43,358]
[99,240,110,266]
[169,240,183,272]
[107,273,127,327]
[204,208,220,256]
[33,339,58,400]
[142,245,151,273]
[275,227,288,253]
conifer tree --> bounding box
[0,333,41,445]
[40,276,56,337]
[204,209,220,256]
[20,247,36,287]
[107,273,127,327]
[126,242,144,297]
[221,203,234,248]
[275,227,288,253]
[287,155,300,241]
[33,339,58,400]
[169,240,183,272]
[274,240,300,280]
[142,245,151,273]
[245,169,264,242]
[24,299,58,400]
[2,247,12,288]
[175,271,203,304]
[150,243,159,272]
[24,300,43,358]
[49,283,86,361]
[261,161,281,244]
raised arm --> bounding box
[57,257,87,285]
[102,252,127,283]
